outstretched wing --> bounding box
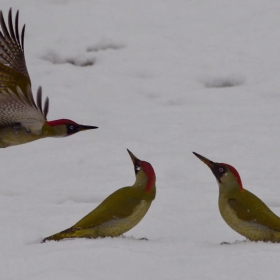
[0,9,49,134]
[0,9,30,93]
[0,86,49,134]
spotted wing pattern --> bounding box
[0,9,49,134]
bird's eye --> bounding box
[136,165,140,171]
[69,126,74,130]
[219,167,224,173]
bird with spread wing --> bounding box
[0,9,97,148]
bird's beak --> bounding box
[127,149,142,176]
[127,149,139,165]
[79,125,98,131]
[193,152,215,169]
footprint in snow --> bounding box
[203,76,245,88]
[42,51,95,67]
[42,40,124,67]
[87,40,124,52]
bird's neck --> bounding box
[133,172,156,200]
[43,122,67,137]
[218,181,242,198]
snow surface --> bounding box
[1,0,280,279]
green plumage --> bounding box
[225,190,280,230]
[0,9,97,147]
[194,152,280,242]
[43,150,156,241]
[219,188,280,242]
[0,123,66,148]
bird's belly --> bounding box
[220,203,280,242]
[89,200,151,238]
[0,127,42,147]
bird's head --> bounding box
[127,149,156,194]
[193,152,243,192]
[46,119,98,137]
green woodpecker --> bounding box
[0,9,97,148]
[193,152,280,242]
[43,149,156,241]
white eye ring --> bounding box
[70,126,74,129]
[219,168,224,172]
[136,166,140,171]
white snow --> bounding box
[1,0,280,279]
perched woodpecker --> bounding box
[0,9,97,148]
[43,149,156,241]
[193,152,280,243]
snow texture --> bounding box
[1,0,280,279]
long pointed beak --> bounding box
[193,152,215,169]
[127,149,140,164]
[79,125,98,131]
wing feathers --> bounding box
[0,9,30,87]
[43,96,49,119]
[0,9,49,133]
[8,10,16,41]
[0,11,10,39]
[35,86,49,119]
[37,86,42,113]
[228,195,280,232]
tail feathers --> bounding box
[42,227,79,242]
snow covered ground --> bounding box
[1,0,280,279]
